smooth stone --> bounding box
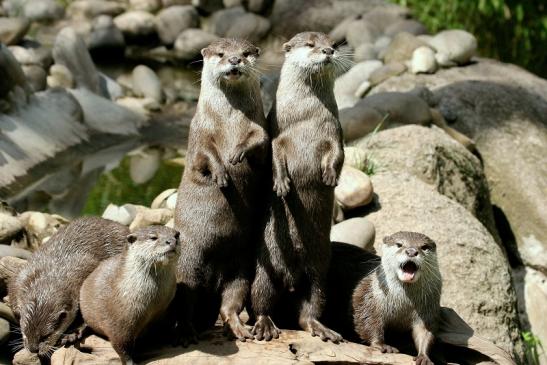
[89,15,125,54]
[368,62,407,86]
[132,64,164,103]
[191,0,223,14]
[210,6,270,42]
[428,29,477,66]
[328,14,357,45]
[382,32,429,64]
[345,19,380,48]
[174,28,219,60]
[52,27,101,93]
[0,245,31,259]
[129,147,162,184]
[334,165,374,210]
[330,217,375,250]
[332,201,344,224]
[155,5,199,45]
[99,73,124,100]
[67,0,126,19]
[354,80,371,98]
[116,96,160,115]
[373,35,392,54]
[102,203,135,225]
[18,211,69,249]
[334,60,382,109]
[13,349,40,365]
[151,188,177,209]
[410,46,437,74]
[9,45,38,65]
[130,0,161,12]
[47,64,74,88]
[360,4,410,33]
[0,17,30,45]
[0,213,23,243]
[24,0,65,22]
[353,43,377,62]
[0,43,30,99]
[385,19,427,37]
[162,0,192,6]
[22,64,47,91]
[245,0,273,14]
[129,207,173,231]
[114,10,157,37]
[166,192,178,209]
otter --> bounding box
[7,217,129,357]
[323,233,442,365]
[174,38,268,343]
[250,32,344,342]
[79,226,180,365]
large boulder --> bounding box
[155,5,199,45]
[174,29,219,61]
[210,6,270,42]
[356,125,498,237]
[370,59,547,275]
[0,18,30,46]
[365,172,521,354]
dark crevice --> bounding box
[492,205,522,268]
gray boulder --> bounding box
[330,217,375,249]
[155,5,199,45]
[22,64,47,91]
[0,18,30,45]
[427,29,477,66]
[382,32,429,64]
[23,0,65,22]
[334,60,382,109]
[0,44,30,101]
[66,0,126,20]
[89,15,126,57]
[192,0,223,14]
[210,6,270,42]
[132,65,164,103]
[114,10,157,37]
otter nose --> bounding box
[322,47,334,55]
[405,247,418,257]
[228,56,241,65]
[165,238,176,248]
[27,342,39,353]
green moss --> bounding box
[83,157,183,216]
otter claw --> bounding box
[322,167,338,187]
[273,177,290,197]
[212,171,229,187]
[229,147,247,165]
[252,316,280,341]
[414,354,434,365]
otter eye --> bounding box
[422,245,431,251]
[149,235,158,241]
[307,42,315,48]
[243,51,250,57]
[396,243,403,248]
[217,52,224,58]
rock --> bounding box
[174,28,220,60]
[155,5,199,45]
[373,35,392,54]
[0,317,9,345]
[18,211,68,249]
[366,172,521,353]
[13,348,40,365]
[52,27,101,94]
[345,19,380,48]
[354,81,371,98]
[0,17,30,45]
[67,0,126,20]
[368,62,406,86]
[0,44,31,100]
[514,267,547,364]
[335,165,374,210]
[356,125,498,235]
[360,4,410,34]
[328,14,358,44]
[22,64,47,91]
[89,15,126,59]
[343,146,368,171]
[0,245,32,259]
[245,0,273,14]
[69,88,145,133]
[47,64,74,89]
[410,46,437,74]
[353,43,377,62]
[129,207,173,231]
[162,0,192,6]
[0,213,23,243]
[130,0,161,12]
[99,73,124,100]
[132,65,164,103]
[192,0,224,14]
[382,32,429,64]
[151,188,177,209]
[339,104,382,142]
[114,10,157,37]
[23,0,65,22]
[8,45,42,66]
[210,6,270,42]
[116,96,160,115]
[330,217,375,250]
[334,60,382,109]
[51,330,416,365]
[129,146,162,184]
[102,203,136,225]
[427,29,477,66]
[384,19,427,37]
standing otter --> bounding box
[8,217,129,357]
[80,226,180,365]
[250,32,344,342]
[174,38,268,342]
[323,233,442,365]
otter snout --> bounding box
[322,47,334,55]
[228,56,241,65]
[405,247,418,257]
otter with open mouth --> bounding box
[323,232,442,365]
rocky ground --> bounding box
[1,0,546,364]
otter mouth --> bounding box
[399,261,419,283]
[224,68,242,80]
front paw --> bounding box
[372,343,399,353]
[273,176,291,197]
[211,168,229,187]
[322,166,338,187]
[252,315,280,341]
[308,319,342,343]
[414,354,434,365]
[229,145,247,165]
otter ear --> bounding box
[200,47,209,57]
[127,234,137,244]
[282,42,292,52]
[255,47,261,56]
[174,231,180,240]
[383,235,393,245]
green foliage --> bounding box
[522,331,544,365]
[83,157,183,216]
[391,0,547,77]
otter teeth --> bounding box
[400,261,418,282]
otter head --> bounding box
[201,38,260,85]
[19,281,77,356]
[282,32,339,74]
[126,225,180,266]
[382,231,438,284]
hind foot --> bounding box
[306,319,342,343]
[252,315,280,341]
[372,341,399,353]
[414,354,434,365]
[223,318,253,342]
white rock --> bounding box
[102,203,135,225]
[155,5,199,45]
[166,192,178,209]
[0,213,23,242]
[330,217,375,250]
[47,64,74,88]
[130,0,160,12]
[410,46,437,74]
[129,147,162,184]
[174,28,219,60]
[129,207,173,231]
[151,188,177,209]
[354,80,371,98]
[132,64,163,103]
[114,10,156,36]
[427,29,477,66]
[335,165,374,210]
[334,60,382,109]
[116,96,160,115]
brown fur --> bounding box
[174,38,268,343]
[8,217,129,357]
[80,226,180,365]
[250,32,344,342]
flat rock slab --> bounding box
[51,329,415,365]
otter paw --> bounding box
[376,343,399,353]
[273,176,291,197]
[60,333,80,347]
[176,324,199,348]
[224,321,254,342]
[252,316,280,341]
[308,320,342,343]
[211,169,229,188]
[414,354,434,365]
[322,166,338,187]
[229,145,247,165]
